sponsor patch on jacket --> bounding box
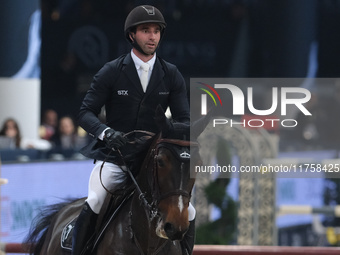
[159,91,169,95]
[117,90,128,96]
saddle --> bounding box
[61,186,135,253]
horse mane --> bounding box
[122,120,190,174]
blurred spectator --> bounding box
[321,82,340,148]
[0,118,52,150]
[292,92,329,148]
[39,109,58,140]
[0,118,21,148]
[51,116,88,150]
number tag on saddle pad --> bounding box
[61,218,76,251]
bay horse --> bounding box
[25,107,209,255]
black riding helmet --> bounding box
[124,5,167,54]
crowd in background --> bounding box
[2,82,340,163]
[1,0,340,160]
[0,109,90,162]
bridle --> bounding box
[130,134,199,221]
[149,138,199,208]
[97,131,199,254]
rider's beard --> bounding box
[131,37,158,56]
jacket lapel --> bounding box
[122,53,144,94]
[122,54,165,96]
[145,58,165,95]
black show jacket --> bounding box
[77,53,190,163]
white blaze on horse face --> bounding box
[178,195,184,213]
[180,163,184,189]
[178,163,184,213]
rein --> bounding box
[99,131,199,221]
[98,130,199,254]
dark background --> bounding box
[37,0,340,118]
[1,0,340,119]
[2,0,340,246]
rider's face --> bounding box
[131,23,161,55]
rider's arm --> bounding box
[167,65,190,124]
[77,63,115,139]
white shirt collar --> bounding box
[131,50,156,71]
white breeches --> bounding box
[86,160,196,221]
[86,161,127,214]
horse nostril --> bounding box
[164,222,175,236]
[164,222,185,240]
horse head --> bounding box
[141,106,207,241]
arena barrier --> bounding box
[0,243,26,253]
[277,205,340,217]
[193,245,340,255]
[2,244,340,254]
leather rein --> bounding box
[99,130,199,221]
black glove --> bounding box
[103,128,127,149]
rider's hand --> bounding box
[103,128,127,149]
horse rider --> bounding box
[73,5,196,255]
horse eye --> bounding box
[156,156,165,167]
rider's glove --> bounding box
[103,128,127,149]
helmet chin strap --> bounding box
[129,32,157,56]
[131,40,155,56]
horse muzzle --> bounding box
[156,218,188,241]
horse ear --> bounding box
[155,105,171,134]
[191,108,215,140]
[155,105,165,119]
